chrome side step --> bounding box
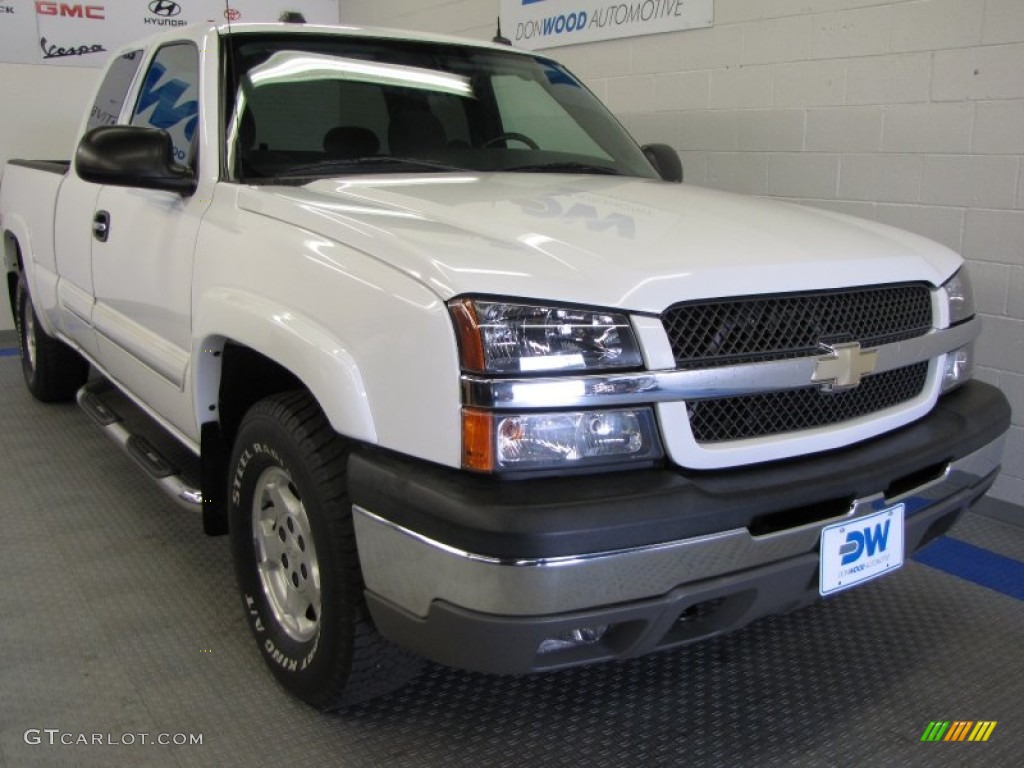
[77,384,202,510]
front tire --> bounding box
[228,391,421,709]
[15,272,89,402]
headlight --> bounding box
[450,299,642,374]
[462,407,662,472]
[942,268,975,325]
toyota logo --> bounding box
[148,0,181,17]
[224,7,240,20]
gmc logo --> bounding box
[35,2,105,19]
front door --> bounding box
[90,41,210,438]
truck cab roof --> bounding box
[109,21,525,61]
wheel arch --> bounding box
[193,289,377,445]
[3,230,23,324]
[193,291,378,536]
[3,228,23,271]
[2,221,60,339]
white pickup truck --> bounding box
[0,21,1011,709]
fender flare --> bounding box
[193,288,377,443]
[2,217,60,337]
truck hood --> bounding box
[237,174,960,313]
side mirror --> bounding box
[641,143,683,183]
[75,126,196,195]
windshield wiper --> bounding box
[504,162,622,176]
[277,156,470,177]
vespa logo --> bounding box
[148,0,180,17]
[812,341,878,391]
[838,519,890,566]
[35,2,104,18]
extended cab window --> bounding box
[130,43,199,166]
[85,50,143,131]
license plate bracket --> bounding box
[819,504,905,596]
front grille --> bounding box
[662,284,933,367]
[687,362,929,443]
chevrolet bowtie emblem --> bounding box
[812,342,878,391]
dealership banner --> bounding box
[0,1,340,67]
[501,0,713,50]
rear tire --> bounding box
[228,391,422,709]
[15,272,89,402]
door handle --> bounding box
[93,210,110,242]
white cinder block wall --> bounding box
[342,0,1023,505]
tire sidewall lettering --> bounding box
[230,446,252,505]
[232,433,321,678]
[264,638,300,673]
[242,591,320,674]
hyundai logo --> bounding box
[148,0,181,17]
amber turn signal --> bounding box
[449,299,486,373]
[461,407,494,471]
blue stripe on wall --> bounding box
[914,537,1024,601]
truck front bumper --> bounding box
[349,381,1010,674]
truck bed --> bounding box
[6,160,70,175]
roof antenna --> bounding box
[280,11,306,23]
[492,17,511,46]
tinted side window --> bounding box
[86,50,143,131]
[130,43,199,165]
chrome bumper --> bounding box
[352,435,1004,620]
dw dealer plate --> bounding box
[819,504,905,596]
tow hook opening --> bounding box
[884,461,950,500]
[660,591,756,646]
[534,621,646,667]
[537,625,609,655]
[748,497,853,536]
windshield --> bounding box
[225,33,658,183]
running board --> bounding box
[77,384,202,511]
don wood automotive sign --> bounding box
[500,0,713,50]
